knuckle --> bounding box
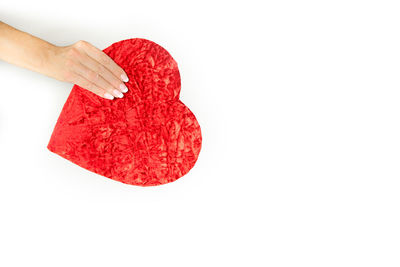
[91,87,103,96]
[96,64,105,74]
[77,81,89,91]
[75,40,88,48]
[67,47,79,58]
[111,78,121,88]
[105,88,115,95]
[85,82,96,92]
[99,55,110,65]
[87,70,98,81]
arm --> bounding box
[0,21,129,100]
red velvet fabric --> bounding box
[47,38,202,186]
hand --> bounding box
[48,40,129,100]
[0,22,128,100]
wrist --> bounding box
[38,43,60,79]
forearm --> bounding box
[0,21,56,77]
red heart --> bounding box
[47,38,202,186]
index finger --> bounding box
[78,41,129,83]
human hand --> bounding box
[48,40,129,100]
[0,23,128,100]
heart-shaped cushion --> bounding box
[47,38,202,186]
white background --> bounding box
[0,0,399,266]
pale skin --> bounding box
[0,21,129,100]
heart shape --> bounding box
[47,38,202,186]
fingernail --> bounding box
[121,73,129,82]
[104,93,114,100]
[120,84,128,93]
[113,89,123,98]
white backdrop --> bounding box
[1,0,400,266]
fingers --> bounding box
[77,50,129,95]
[76,40,129,83]
[73,60,123,99]
[62,40,130,100]
[73,73,114,100]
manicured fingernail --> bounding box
[121,74,129,82]
[113,89,123,98]
[120,84,128,93]
[104,93,114,100]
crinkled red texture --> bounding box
[47,38,202,186]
